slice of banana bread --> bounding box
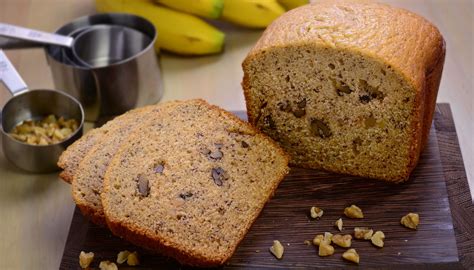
[242,1,445,182]
[101,99,289,267]
[57,106,155,183]
[72,101,182,225]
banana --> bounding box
[96,0,225,55]
[221,0,286,28]
[277,0,309,10]
[154,0,224,19]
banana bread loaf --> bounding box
[242,1,445,182]
[101,99,289,266]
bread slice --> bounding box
[72,101,182,225]
[242,2,445,182]
[57,106,155,183]
[101,99,289,266]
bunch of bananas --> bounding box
[96,0,309,55]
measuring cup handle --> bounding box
[0,50,28,95]
[0,23,73,49]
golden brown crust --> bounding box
[242,1,445,182]
[101,99,289,267]
[245,1,444,92]
[76,203,107,227]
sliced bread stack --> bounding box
[58,99,289,266]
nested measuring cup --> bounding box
[0,13,163,122]
[0,50,84,173]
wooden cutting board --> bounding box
[59,104,473,269]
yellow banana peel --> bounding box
[221,0,286,28]
[278,0,309,10]
[96,0,225,55]
[154,0,224,19]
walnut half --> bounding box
[344,205,364,219]
[269,240,284,259]
[310,206,324,219]
[332,234,352,248]
[354,227,373,240]
[401,213,419,229]
[99,261,118,270]
[318,243,335,256]
[79,251,94,269]
[371,231,385,248]
[342,248,360,264]
[335,218,343,231]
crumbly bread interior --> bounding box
[72,102,181,225]
[244,46,416,181]
[58,106,154,183]
[102,100,289,265]
[57,128,104,183]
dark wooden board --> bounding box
[60,104,473,269]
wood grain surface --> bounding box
[59,104,472,269]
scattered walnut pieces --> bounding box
[332,234,352,248]
[313,234,324,246]
[371,231,385,248]
[335,218,343,231]
[310,206,324,219]
[269,240,284,259]
[342,248,360,264]
[401,213,420,230]
[127,251,140,266]
[99,260,118,270]
[313,232,332,246]
[79,251,94,269]
[318,243,335,256]
[9,114,79,145]
[116,250,130,264]
[344,205,364,219]
[354,227,374,240]
[323,232,333,245]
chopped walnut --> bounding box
[9,114,79,145]
[79,251,94,269]
[116,250,130,264]
[269,240,284,259]
[323,232,333,244]
[304,240,312,246]
[318,243,335,256]
[310,206,324,219]
[99,260,118,270]
[313,232,332,246]
[335,218,343,231]
[313,234,324,246]
[354,227,373,240]
[127,251,140,266]
[342,248,360,264]
[332,234,352,248]
[401,213,419,229]
[344,205,364,218]
[371,231,385,248]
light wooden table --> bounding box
[0,0,472,269]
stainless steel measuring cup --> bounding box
[0,50,84,173]
[0,13,163,122]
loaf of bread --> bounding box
[57,106,156,183]
[242,1,445,182]
[101,99,289,266]
[72,101,181,225]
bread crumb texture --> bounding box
[101,99,289,267]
